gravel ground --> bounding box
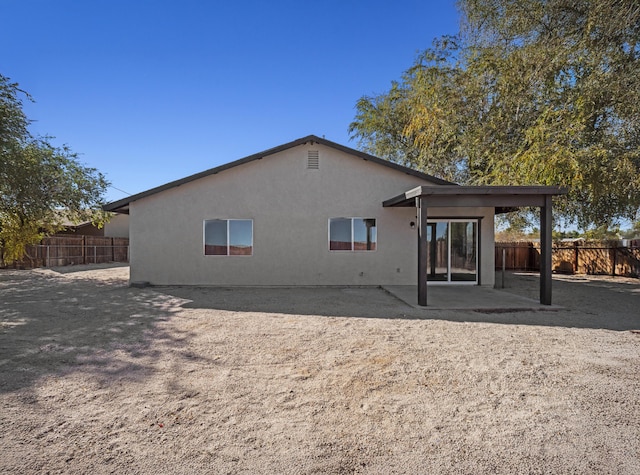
[0,264,638,474]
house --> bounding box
[104,213,129,238]
[104,135,564,306]
[56,219,106,237]
[56,213,129,238]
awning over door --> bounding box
[383,185,567,307]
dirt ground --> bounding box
[1,265,639,474]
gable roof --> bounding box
[103,134,455,213]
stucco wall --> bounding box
[129,142,494,286]
[104,213,129,238]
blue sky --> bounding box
[2,0,460,202]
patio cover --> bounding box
[383,185,567,306]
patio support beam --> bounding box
[417,197,428,306]
[540,195,553,305]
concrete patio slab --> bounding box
[382,285,562,311]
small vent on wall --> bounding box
[307,150,319,169]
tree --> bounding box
[350,0,640,230]
[0,74,109,264]
[0,75,29,149]
[350,36,467,183]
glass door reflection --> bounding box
[426,222,448,282]
[426,220,478,283]
[450,221,477,282]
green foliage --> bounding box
[583,225,621,240]
[350,36,467,182]
[552,229,581,241]
[0,76,29,149]
[0,74,109,264]
[0,214,43,262]
[350,0,640,230]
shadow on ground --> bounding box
[1,267,638,396]
[0,265,194,394]
[160,272,640,332]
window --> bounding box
[204,219,253,256]
[329,218,377,251]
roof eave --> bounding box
[383,185,568,208]
[102,135,454,211]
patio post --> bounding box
[540,194,553,305]
[417,197,428,306]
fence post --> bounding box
[612,246,617,277]
[93,246,97,264]
[528,243,533,271]
[46,245,50,267]
[502,248,506,288]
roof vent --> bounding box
[307,150,319,169]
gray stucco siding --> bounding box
[128,143,494,286]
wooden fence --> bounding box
[2,235,129,268]
[496,240,640,278]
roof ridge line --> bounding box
[104,135,452,212]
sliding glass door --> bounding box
[426,222,448,281]
[426,220,478,284]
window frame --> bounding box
[426,218,478,284]
[203,218,254,256]
[328,217,377,252]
